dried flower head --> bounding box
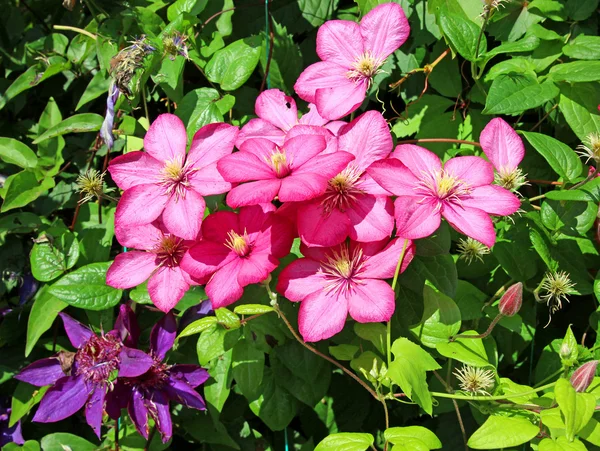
[482,0,508,16]
[163,32,189,60]
[110,36,155,96]
[76,169,108,203]
[576,132,600,164]
[457,237,490,264]
[454,365,495,395]
[540,271,576,318]
[494,167,528,192]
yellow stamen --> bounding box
[269,150,290,177]
[226,230,251,257]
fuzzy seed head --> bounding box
[454,365,495,395]
[494,167,528,192]
[576,132,600,164]
[457,237,490,264]
[540,271,576,317]
[77,169,107,203]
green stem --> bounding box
[528,194,546,203]
[535,367,564,388]
[388,239,409,367]
[431,382,556,401]
[142,85,150,124]
[53,25,97,40]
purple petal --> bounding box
[113,304,140,347]
[164,378,206,410]
[150,312,177,361]
[15,358,65,387]
[169,365,210,388]
[128,388,149,440]
[178,300,213,332]
[150,390,172,443]
[33,376,89,423]
[85,386,107,438]
[19,273,39,305]
[59,313,94,349]
[118,348,153,378]
[105,380,130,420]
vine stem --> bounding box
[115,418,120,451]
[432,371,468,450]
[452,313,503,341]
[396,138,482,148]
[143,427,156,451]
[430,381,556,401]
[387,239,409,367]
[528,194,546,203]
[53,25,97,40]
[571,165,599,190]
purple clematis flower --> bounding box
[0,397,24,447]
[15,306,153,438]
[107,312,209,443]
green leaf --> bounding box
[248,367,298,431]
[580,418,600,447]
[549,61,600,83]
[205,36,262,91]
[260,21,302,93]
[467,415,539,449]
[178,316,218,338]
[555,378,596,440]
[48,262,123,310]
[563,35,600,60]
[493,240,538,282]
[409,285,461,348]
[560,325,578,365]
[233,304,274,315]
[521,132,582,182]
[539,437,588,451]
[30,229,79,282]
[315,433,374,451]
[545,178,600,202]
[0,138,37,168]
[33,113,104,144]
[3,441,41,451]
[541,199,597,236]
[558,83,600,142]
[1,171,55,213]
[75,72,111,111]
[484,34,540,60]
[329,344,359,361]
[436,331,490,367]
[410,254,458,298]
[215,308,240,329]
[388,337,441,415]
[232,338,264,399]
[484,74,559,115]
[196,325,241,366]
[385,427,442,449]
[0,212,41,245]
[204,348,232,412]
[528,0,567,20]
[40,433,96,451]
[167,0,207,21]
[439,7,484,62]
[176,88,223,140]
[9,383,49,427]
[25,287,67,357]
[354,323,387,356]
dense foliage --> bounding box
[1,0,600,450]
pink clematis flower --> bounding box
[294,3,410,120]
[367,145,521,248]
[480,118,526,191]
[180,205,294,309]
[106,221,199,312]
[236,89,346,148]
[217,134,354,208]
[296,111,394,247]
[277,238,415,342]
[108,114,238,240]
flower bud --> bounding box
[559,343,572,360]
[570,360,598,393]
[499,282,523,316]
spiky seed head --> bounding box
[540,271,576,318]
[576,132,600,164]
[454,365,495,395]
[457,237,490,264]
[76,169,106,203]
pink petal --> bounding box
[299,289,348,342]
[108,152,162,191]
[325,121,348,136]
[297,201,351,247]
[294,61,350,103]
[359,172,392,196]
[366,158,419,196]
[393,144,442,180]
[226,179,282,208]
[206,260,244,308]
[115,184,169,228]
[276,259,323,301]
[238,204,269,234]
[236,119,286,148]
[315,79,368,121]
[338,111,393,172]
[480,117,525,172]
[442,203,496,248]
[115,221,163,250]
[284,134,327,169]
[347,195,394,243]
[201,211,240,243]
[188,163,232,196]
[144,114,187,163]
[360,3,410,61]
[361,237,415,279]
[293,150,355,178]
[148,266,190,312]
[444,156,494,188]
[237,253,275,286]
[243,209,294,257]
[180,241,235,280]
[279,173,329,202]
[217,148,275,183]
[286,124,338,154]
[462,185,521,216]
[316,20,364,67]
[348,279,395,323]
[162,190,205,240]
[106,251,157,289]
[255,89,298,132]
[187,122,238,168]
[394,196,442,240]
[300,104,329,126]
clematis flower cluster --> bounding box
[105,2,523,343]
[16,305,208,442]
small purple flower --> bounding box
[178,299,213,333]
[0,397,24,447]
[100,82,120,150]
[15,306,152,438]
[19,273,39,305]
[107,313,209,443]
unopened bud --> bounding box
[498,282,523,316]
[559,343,572,360]
[570,360,598,393]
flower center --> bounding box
[127,357,170,391]
[158,156,192,199]
[225,230,251,257]
[495,167,526,192]
[347,52,382,83]
[320,244,366,296]
[416,169,471,206]
[321,165,364,213]
[155,235,187,267]
[267,149,291,178]
[74,333,122,384]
